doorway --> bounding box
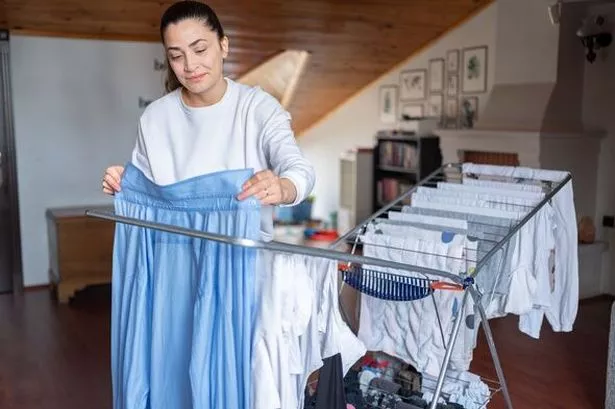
[0,30,23,294]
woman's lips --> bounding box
[187,73,206,82]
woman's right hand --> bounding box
[102,165,125,195]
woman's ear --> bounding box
[220,36,229,59]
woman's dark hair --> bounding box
[159,1,226,92]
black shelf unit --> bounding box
[372,130,442,214]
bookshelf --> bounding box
[373,130,442,213]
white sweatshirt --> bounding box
[131,78,316,240]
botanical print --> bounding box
[379,85,398,123]
[462,46,488,93]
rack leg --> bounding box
[469,287,514,409]
[428,290,469,409]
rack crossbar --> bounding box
[330,164,459,248]
[85,209,462,283]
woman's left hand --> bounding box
[237,169,296,205]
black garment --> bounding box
[399,392,428,408]
[395,402,426,409]
[343,368,365,409]
[313,354,347,409]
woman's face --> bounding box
[163,18,228,97]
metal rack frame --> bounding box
[86,162,572,409]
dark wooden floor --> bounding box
[0,286,610,409]
[470,296,611,409]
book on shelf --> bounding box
[379,141,418,170]
[376,178,414,206]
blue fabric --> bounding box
[111,163,261,409]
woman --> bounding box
[102,0,315,240]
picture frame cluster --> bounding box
[379,45,488,130]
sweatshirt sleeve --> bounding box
[258,94,316,206]
[130,119,154,181]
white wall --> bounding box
[582,4,615,294]
[493,0,559,85]
[10,36,166,286]
[298,3,498,220]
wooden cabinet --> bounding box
[46,205,115,303]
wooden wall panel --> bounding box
[0,0,492,134]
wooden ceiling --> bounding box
[0,0,491,134]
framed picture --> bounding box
[379,85,398,124]
[428,58,444,94]
[462,46,488,93]
[445,98,458,128]
[447,74,458,97]
[427,94,443,123]
[401,103,424,119]
[400,69,427,100]
[460,96,479,129]
[447,49,459,72]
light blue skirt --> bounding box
[111,163,261,409]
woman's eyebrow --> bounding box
[167,39,208,51]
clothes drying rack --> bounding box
[85,162,572,409]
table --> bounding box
[46,205,115,303]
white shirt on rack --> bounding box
[252,252,314,409]
[130,78,315,240]
[462,163,578,334]
[408,196,540,319]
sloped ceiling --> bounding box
[238,50,310,109]
[0,0,491,134]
